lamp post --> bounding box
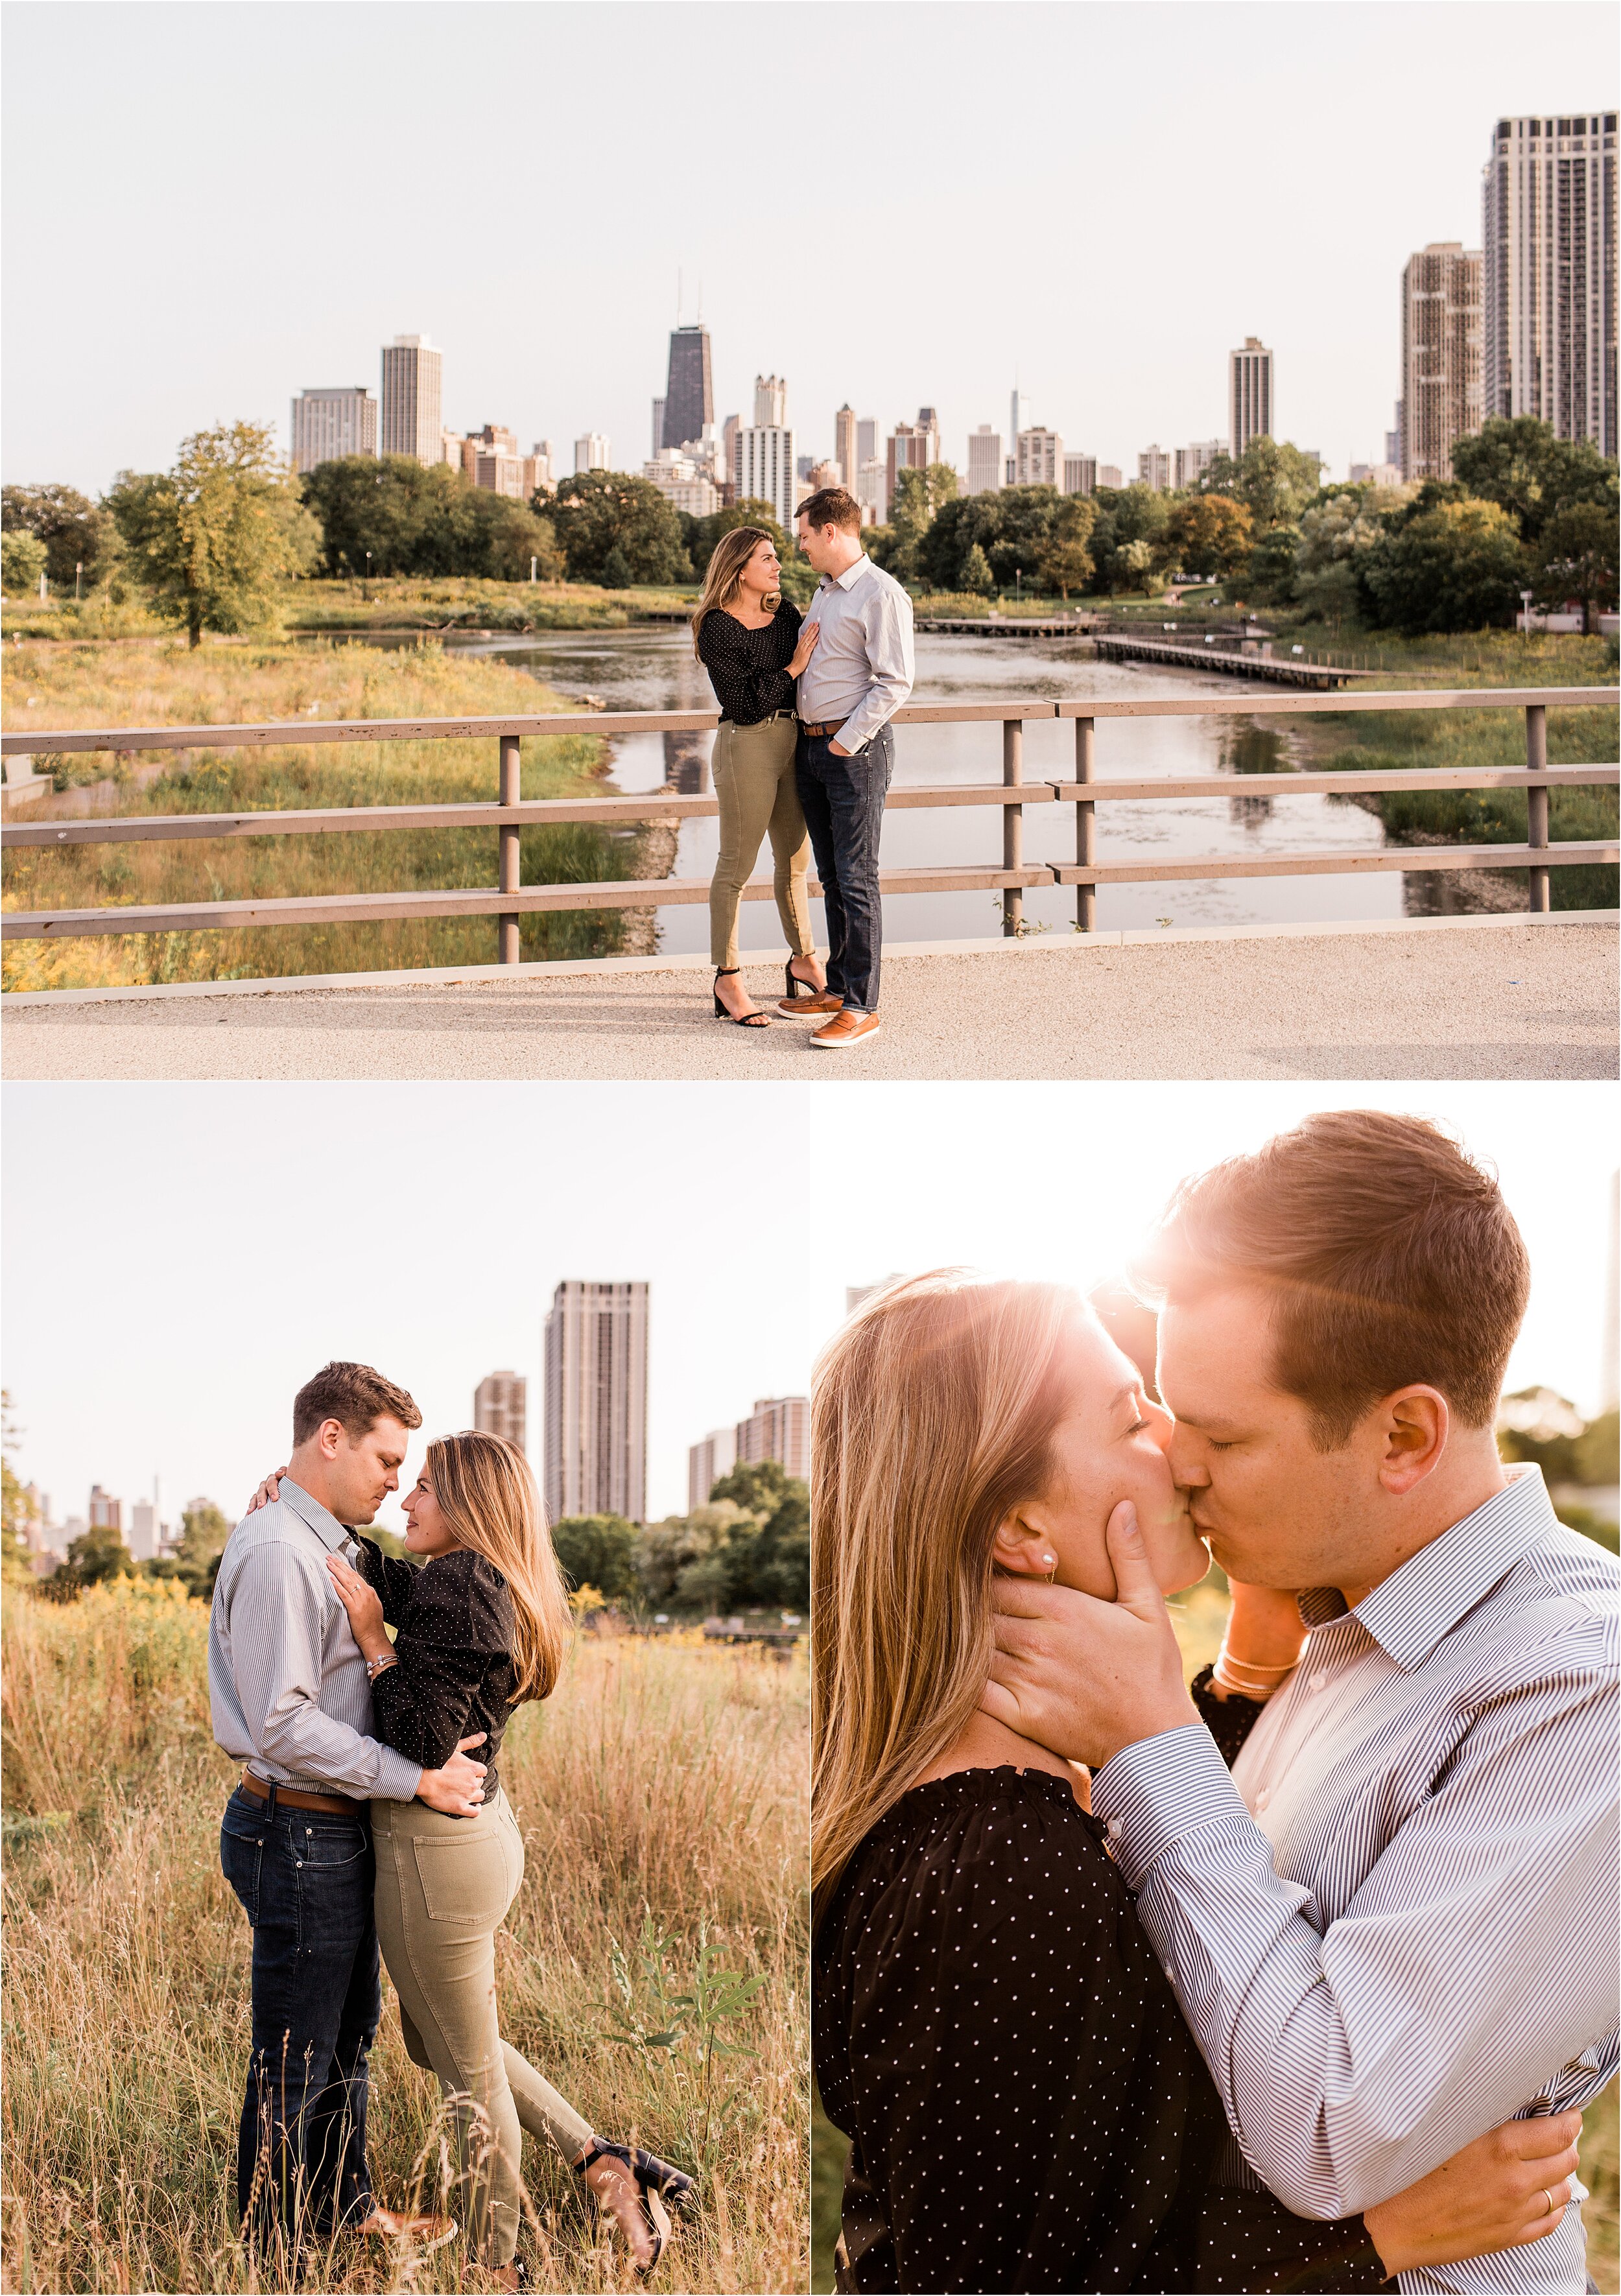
[1520,588,1534,637]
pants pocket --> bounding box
[220,1816,265,1926]
[412,1829,508,1925]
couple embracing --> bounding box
[813,1111,1619,2293]
[692,484,914,1048]
[207,1363,693,2284]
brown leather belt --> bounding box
[240,1768,362,1819]
[799,718,847,739]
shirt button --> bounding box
[1255,1788,1270,1812]
[1310,1676,1329,1694]
[1107,1819,1122,1839]
[1163,1962,1176,1983]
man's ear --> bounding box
[1376,1387,1449,1497]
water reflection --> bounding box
[327,625,1513,949]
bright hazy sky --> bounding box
[3,3,1614,495]
[3,1082,1615,1536]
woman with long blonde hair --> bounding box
[691,524,825,1024]
[250,1433,693,2286]
[812,1272,1579,2294]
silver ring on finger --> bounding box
[1543,2188,1557,2218]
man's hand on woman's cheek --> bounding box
[981,1502,1200,1767]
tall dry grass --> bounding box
[2,637,654,992]
[1,1579,808,2295]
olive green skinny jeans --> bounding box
[709,713,816,971]
[371,1789,592,2269]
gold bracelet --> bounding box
[1213,1646,1299,1699]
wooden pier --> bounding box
[1092,634,1374,687]
[914,613,1100,637]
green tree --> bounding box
[1,1391,35,1589]
[1,530,47,595]
[550,1512,641,1600]
[886,464,959,580]
[1,483,122,588]
[1162,492,1253,581]
[1037,495,1098,599]
[1574,1409,1620,1486]
[1361,496,1526,633]
[548,471,691,586]
[687,497,790,579]
[958,541,995,595]
[174,1499,230,1598]
[1533,499,1618,633]
[1243,521,1303,606]
[1449,416,1618,543]
[636,1500,760,1609]
[108,421,320,646]
[708,1460,809,1609]
[66,1520,136,1585]
[1201,438,1322,530]
[1089,483,1170,594]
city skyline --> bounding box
[0,1083,821,1532]
[3,5,1613,495]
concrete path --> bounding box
[5,916,1615,1082]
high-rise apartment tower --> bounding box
[687,1425,737,1513]
[1228,337,1274,458]
[834,405,858,486]
[1482,113,1617,455]
[735,1395,810,1485]
[739,425,797,527]
[380,337,444,466]
[474,1370,528,1454]
[543,1281,648,1524]
[753,374,787,427]
[1401,243,1483,480]
[291,388,377,475]
[967,426,1003,495]
[662,325,714,451]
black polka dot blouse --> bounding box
[355,1537,517,1798]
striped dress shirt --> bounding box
[1091,1467,1620,2294]
[209,1476,423,1804]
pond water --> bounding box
[350,625,1497,951]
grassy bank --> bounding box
[1,1577,807,2295]
[1294,634,1618,910]
[0,578,699,645]
[1,637,661,992]
[810,1575,1620,2294]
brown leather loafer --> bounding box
[779,989,843,1015]
[357,2207,458,2251]
[810,1010,882,1048]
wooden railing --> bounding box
[3,687,1616,962]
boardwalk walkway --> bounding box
[5,916,1613,1082]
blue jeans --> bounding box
[796,724,893,1013]
[220,1784,379,2255]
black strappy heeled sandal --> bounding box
[713,968,770,1026]
[782,958,816,1002]
[574,2139,696,2278]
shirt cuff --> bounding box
[373,1744,424,1803]
[1090,1722,1253,1892]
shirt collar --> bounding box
[1300,1464,1556,1669]
[277,1475,356,1555]
[822,554,873,593]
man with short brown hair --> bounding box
[985,1114,1619,2292]
[787,486,914,1048]
[210,1361,486,2264]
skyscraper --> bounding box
[380,336,444,466]
[543,1281,648,1524]
[739,422,796,527]
[474,1369,527,1453]
[1228,337,1274,458]
[753,374,787,427]
[966,426,1003,495]
[291,388,377,475]
[834,404,858,486]
[574,433,609,474]
[1482,113,1618,455]
[1401,243,1483,480]
[1017,427,1063,485]
[734,1395,810,1485]
[856,418,877,467]
[688,1425,737,1513]
[651,398,666,457]
[885,410,940,503]
[662,325,714,451]
[1137,444,1172,490]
